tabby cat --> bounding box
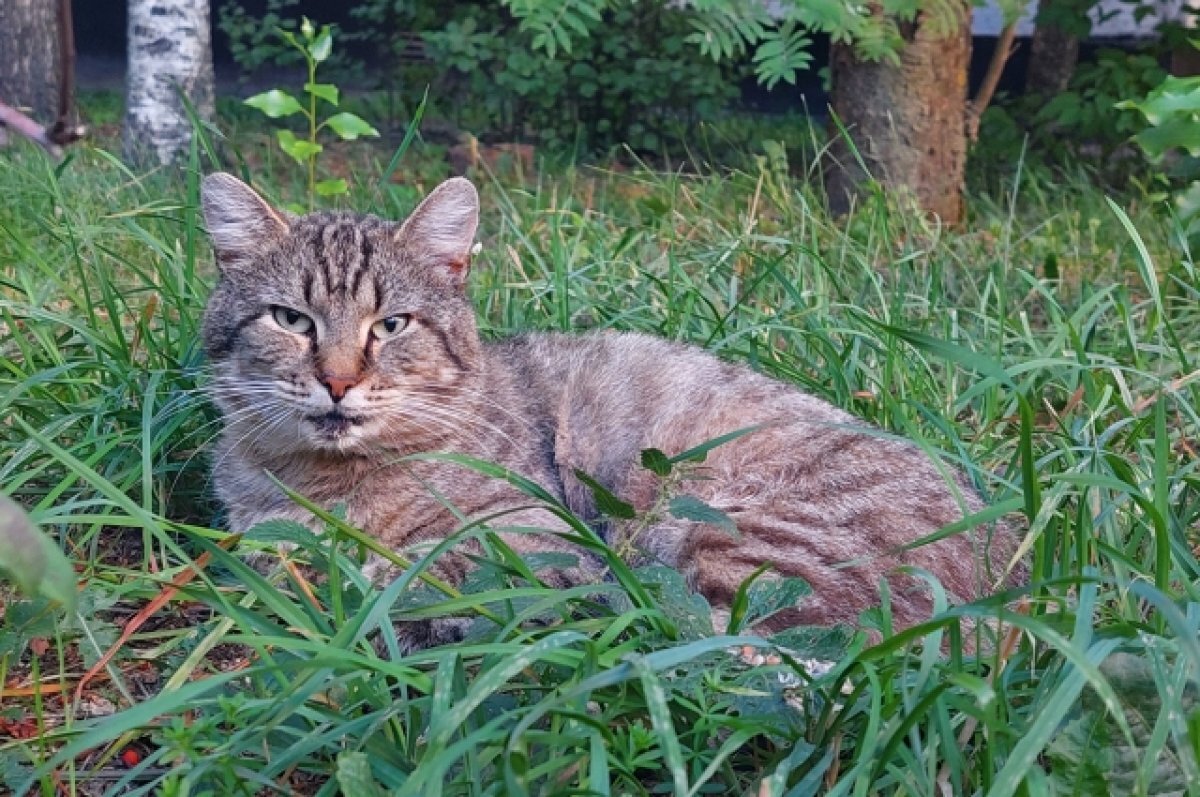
[200,172,1020,648]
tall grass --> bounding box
[2,134,1199,796]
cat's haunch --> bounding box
[200,172,1023,648]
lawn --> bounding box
[1,122,1199,795]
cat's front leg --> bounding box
[225,504,329,572]
[364,507,603,654]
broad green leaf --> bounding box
[727,562,772,634]
[325,112,380,140]
[573,469,636,519]
[310,27,333,62]
[1135,119,1200,159]
[245,89,304,118]
[640,447,673,476]
[0,495,77,612]
[1127,75,1200,125]
[735,572,813,631]
[277,129,322,163]
[669,424,767,464]
[335,752,389,797]
[304,81,339,106]
[314,178,349,197]
[668,495,738,536]
[242,518,321,548]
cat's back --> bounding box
[490,331,1015,625]
[491,330,852,435]
[487,331,861,485]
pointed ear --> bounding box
[397,177,479,282]
[201,173,290,271]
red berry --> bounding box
[121,748,141,767]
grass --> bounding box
[1,123,1200,796]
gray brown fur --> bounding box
[200,173,1021,646]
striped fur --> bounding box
[200,173,1022,648]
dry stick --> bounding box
[72,536,240,706]
[49,0,82,147]
[0,0,84,156]
[0,102,65,157]
[967,22,1019,142]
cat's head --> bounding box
[200,173,483,454]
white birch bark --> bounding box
[123,0,214,166]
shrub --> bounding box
[220,0,743,157]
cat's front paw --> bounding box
[375,617,472,657]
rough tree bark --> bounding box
[124,0,215,166]
[0,0,62,124]
[825,7,972,226]
[1026,0,1082,98]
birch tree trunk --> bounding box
[0,0,61,124]
[824,6,972,226]
[124,0,215,166]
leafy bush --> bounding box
[423,1,742,155]
[220,0,742,156]
[978,47,1167,176]
[1035,48,1166,153]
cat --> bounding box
[200,172,1021,649]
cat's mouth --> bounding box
[306,411,366,437]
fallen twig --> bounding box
[0,101,68,157]
[73,535,240,706]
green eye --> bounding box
[271,306,314,335]
[371,314,410,339]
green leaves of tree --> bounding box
[1123,75,1200,157]
[666,495,737,535]
[501,0,958,87]
[750,22,812,88]
[304,81,338,105]
[507,0,602,58]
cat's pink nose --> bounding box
[320,374,360,401]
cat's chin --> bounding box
[302,411,370,452]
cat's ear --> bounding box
[397,177,479,283]
[201,173,290,271]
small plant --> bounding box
[243,18,380,210]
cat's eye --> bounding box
[271,306,314,335]
[371,314,410,340]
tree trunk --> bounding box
[1025,3,1081,97]
[0,0,61,124]
[124,0,215,166]
[825,8,972,225]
